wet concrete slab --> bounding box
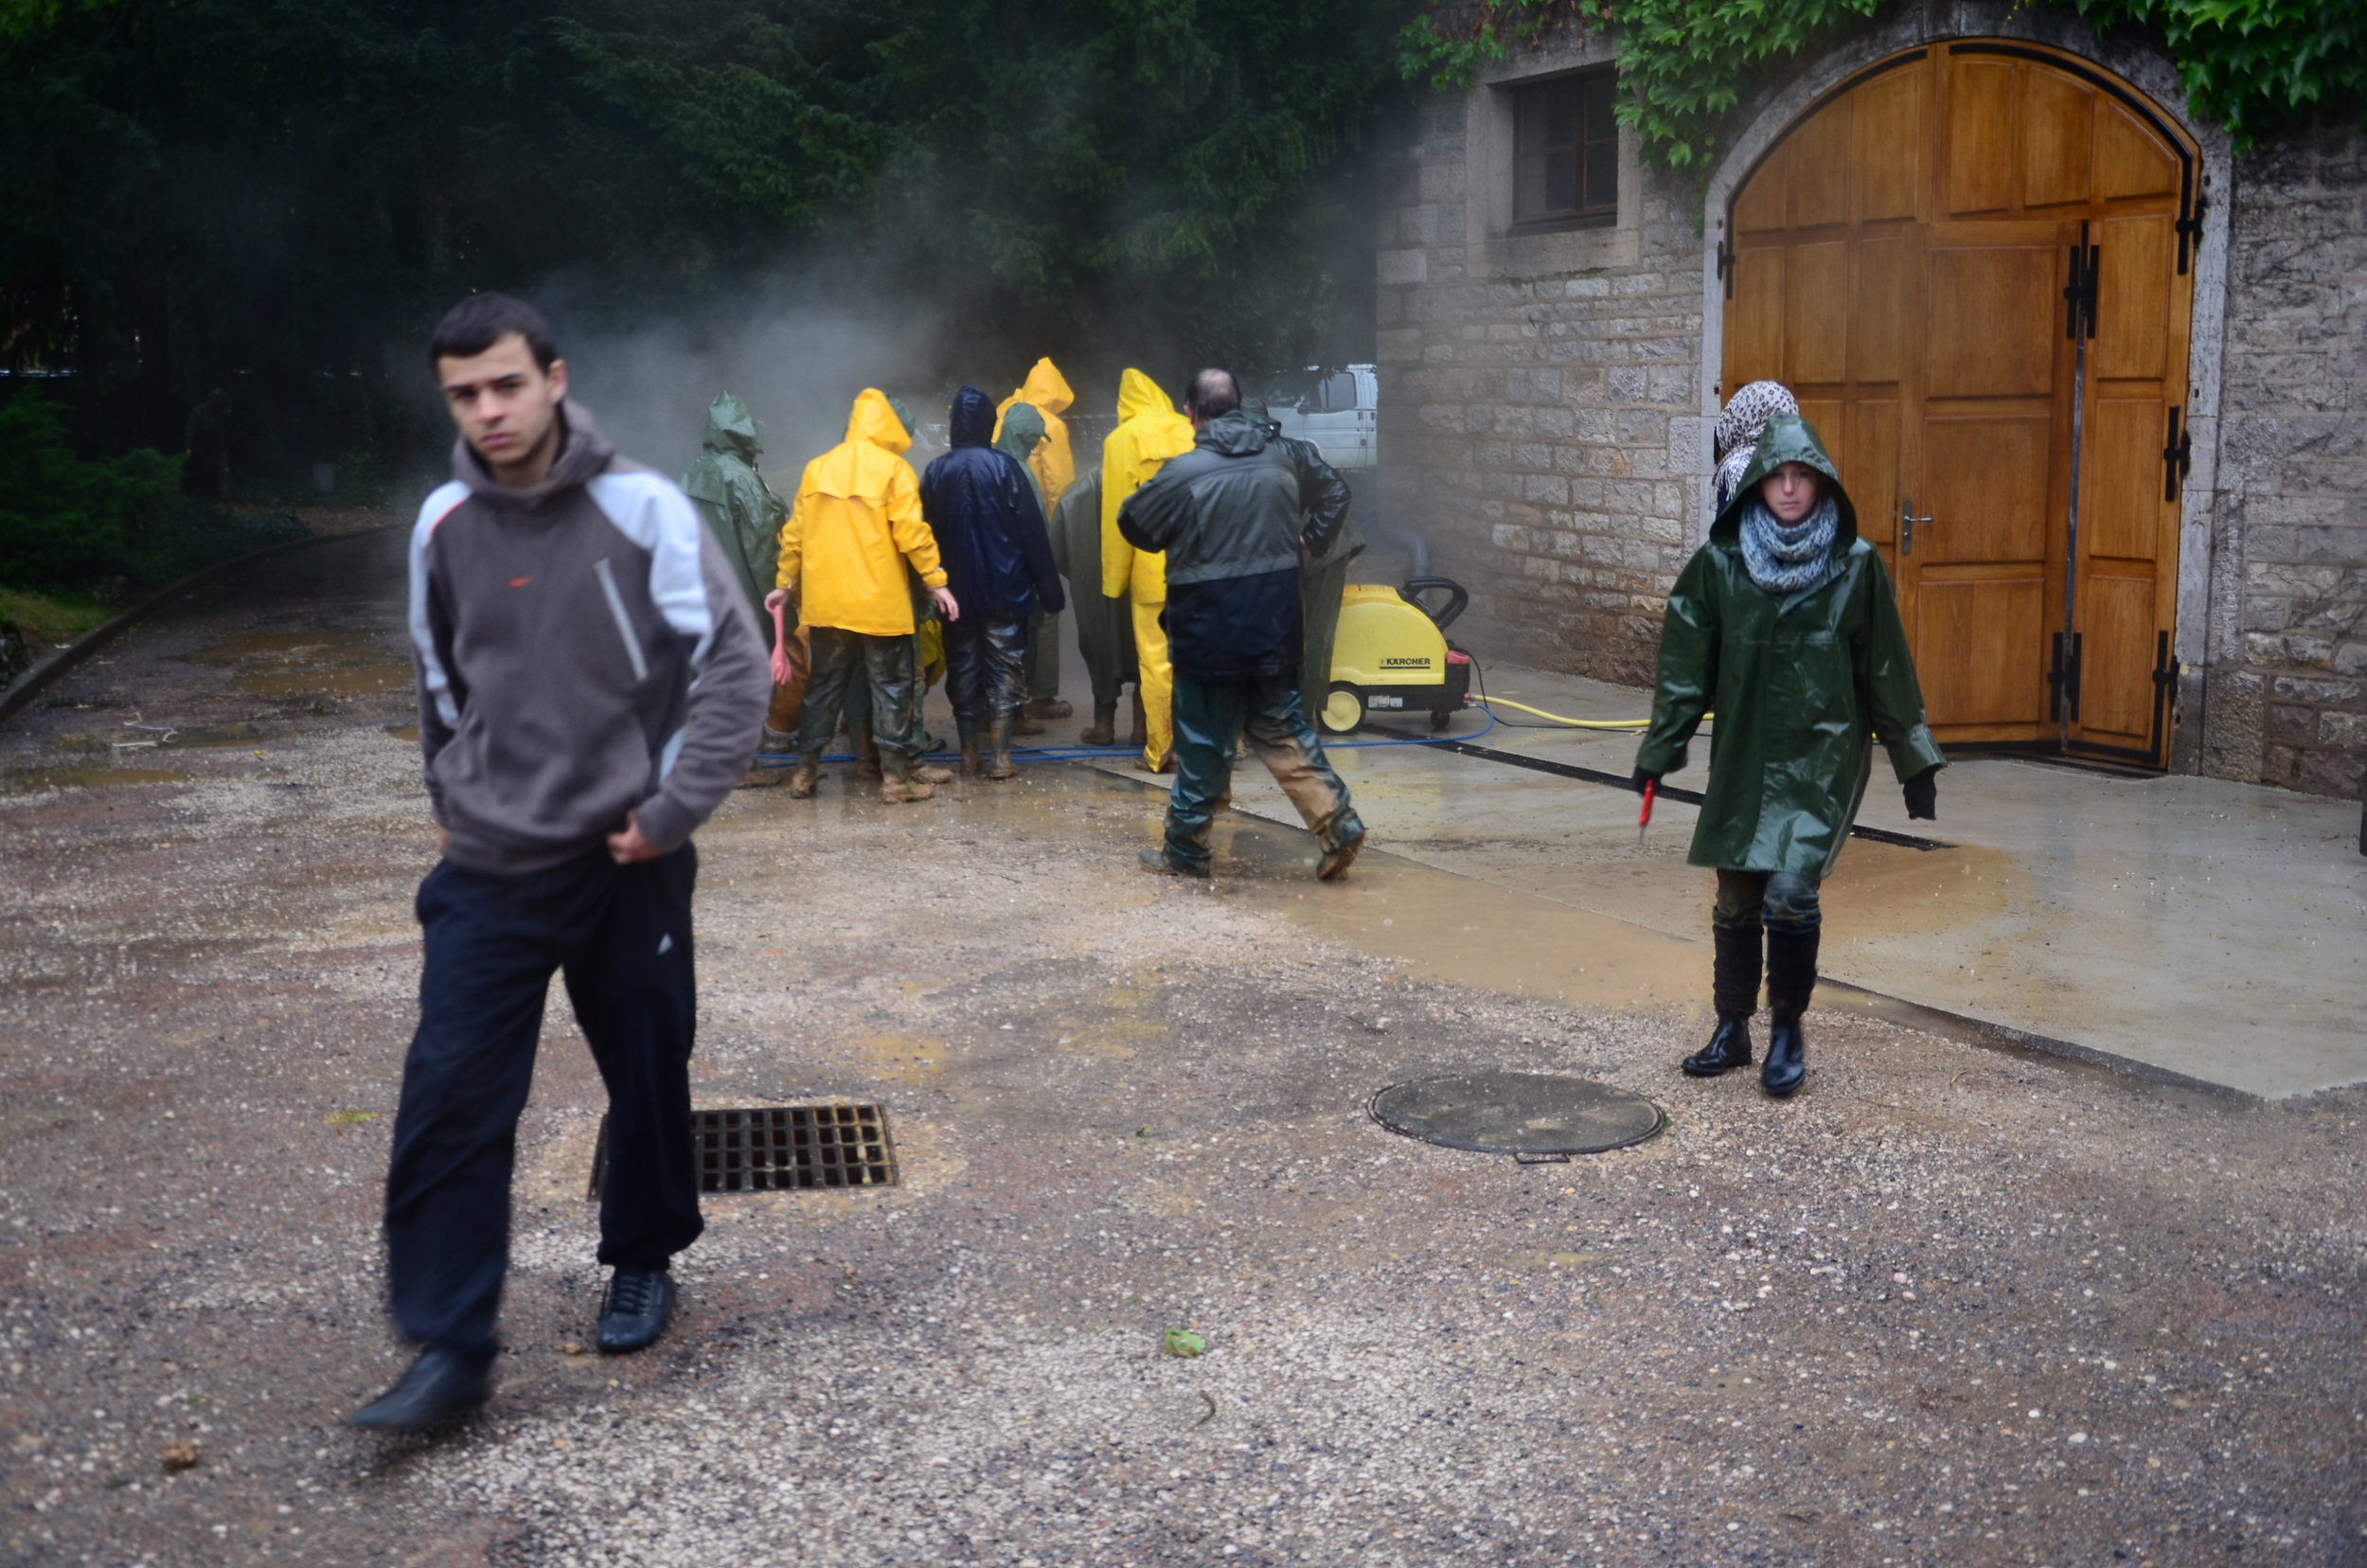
[1077,662,2367,1100]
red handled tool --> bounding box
[1637,777,1657,846]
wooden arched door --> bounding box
[1720,41,2200,764]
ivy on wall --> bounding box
[1395,0,2364,169]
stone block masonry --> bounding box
[2203,118,2367,798]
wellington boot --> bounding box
[988,714,1019,780]
[881,775,935,804]
[960,742,984,778]
[912,761,957,785]
[855,737,883,778]
[1012,711,1048,737]
[788,760,821,799]
[1682,1016,1753,1077]
[759,725,797,757]
[736,764,791,790]
[1123,690,1148,750]
[1080,701,1118,746]
[1317,829,1365,881]
[1761,924,1819,1097]
[1025,697,1073,720]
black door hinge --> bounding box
[2064,229,2100,341]
[2148,629,2177,767]
[2162,404,2193,501]
[2176,177,2207,275]
[1717,239,1735,300]
[2047,631,2085,724]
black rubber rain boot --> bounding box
[1081,701,1118,746]
[988,711,1019,780]
[1683,921,1762,1077]
[1761,924,1819,1097]
[1123,690,1148,751]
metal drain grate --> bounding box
[586,1104,897,1197]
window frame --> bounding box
[1507,66,1621,233]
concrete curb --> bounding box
[0,525,400,731]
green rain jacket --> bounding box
[681,394,787,646]
[993,403,1049,514]
[1635,415,1944,878]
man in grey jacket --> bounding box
[352,294,769,1433]
[1117,367,1365,882]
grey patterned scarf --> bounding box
[1739,493,1839,596]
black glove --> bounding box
[1902,768,1938,821]
[1631,768,1660,796]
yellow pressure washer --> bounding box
[1321,577,1472,734]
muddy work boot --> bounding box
[1760,924,1819,1097]
[855,735,883,778]
[1123,690,1148,751]
[1138,846,1209,879]
[1080,700,1118,747]
[912,755,958,785]
[1316,829,1366,882]
[736,763,791,789]
[1683,922,1762,1077]
[880,771,935,804]
[988,712,1019,780]
[787,759,821,799]
[1012,709,1048,737]
[1025,696,1073,721]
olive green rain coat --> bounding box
[1045,466,1137,707]
[993,358,1077,514]
[681,393,787,647]
[996,403,1063,702]
[1635,415,1945,879]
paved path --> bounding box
[2,530,2362,1565]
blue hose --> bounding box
[752,707,1498,765]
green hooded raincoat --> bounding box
[681,393,786,646]
[1635,415,1944,879]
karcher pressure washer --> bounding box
[1319,576,1472,734]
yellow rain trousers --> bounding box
[776,389,947,636]
[991,357,1077,515]
[1100,369,1196,771]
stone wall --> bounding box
[1372,50,1711,688]
[2201,118,2367,798]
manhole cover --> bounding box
[587,1105,898,1197]
[1369,1071,1665,1157]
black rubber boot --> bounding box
[1682,920,1762,1076]
[1081,701,1118,746]
[1761,924,1819,1097]
[988,711,1018,779]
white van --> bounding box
[1268,364,1377,471]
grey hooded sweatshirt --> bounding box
[408,402,770,876]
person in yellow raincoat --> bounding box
[1100,369,1196,771]
[995,358,1077,730]
[765,389,960,804]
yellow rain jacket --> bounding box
[992,357,1077,515]
[776,389,947,637]
[1099,369,1196,603]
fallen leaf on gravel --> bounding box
[1162,1329,1205,1359]
[559,1342,584,1356]
[160,1441,199,1472]
[323,1110,377,1125]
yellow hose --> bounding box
[1470,694,1700,730]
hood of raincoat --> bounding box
[1709,415,1857,548]
[994,401,1046,467]
[948,384,997,448]
[1115,367,1175,425]
[700,393,762,463]
[844,388,910,454]
[1014,357,1073,417]
[1194,408,1271,457]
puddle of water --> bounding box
[1822,841,2024,933]
[3,766,188,793]
[385,724,419,742]
[191,629,412,698]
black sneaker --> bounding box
[596,1266,676,1354]
[348,1348,490,1432]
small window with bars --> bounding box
[1513,69,1619,226]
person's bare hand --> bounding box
[437,827,451,855]
[932,586,960,622]
[763,587,790,615]
[607,813,662,864]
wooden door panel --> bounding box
[1785,241,1850,385]
[1853,65,1927,222]
[1846,400,1900,545]
[1789,103,1853,229]
[2076,568,2160,739]
[1943,59,2015,216]
[2020,69,2093,208]
[1735,144,1789,234]
[2096,215,2173,381]
[1852,236,1910,383]
[1923,416,2052,563]
[1725,248,1786,389]
[1927,241,2060,397]
[2081,397,2165,561]
[2096,103,2179,200]
[1916,573,2047,727]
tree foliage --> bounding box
[0,0,1415,470]
[1394,0,2363,169]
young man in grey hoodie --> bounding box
[351,294,769,1432]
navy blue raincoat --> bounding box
[920,386,1066,622]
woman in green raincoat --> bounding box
[1633,412,1944,1097]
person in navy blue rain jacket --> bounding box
[919,385,1066,779]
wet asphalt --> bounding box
[2,526,2363,1567]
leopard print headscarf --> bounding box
[1713,380,1800,515]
